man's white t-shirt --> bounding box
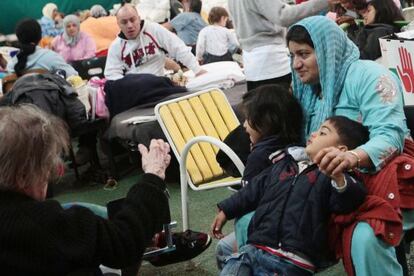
[242,45,291,82]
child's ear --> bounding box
[337,145,348,152]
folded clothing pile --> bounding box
[185,61,245,91]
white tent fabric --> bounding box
[136,0,171,23]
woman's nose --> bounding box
[292,57,302,70]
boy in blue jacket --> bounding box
[211,116,368,275]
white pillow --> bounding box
[185,61,245,91]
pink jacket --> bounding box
[52,32,96,62]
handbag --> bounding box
[88,77,109,119]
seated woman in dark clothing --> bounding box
[349,0,404,60]
[0,104,171,275]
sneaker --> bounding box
[146,229,212,266]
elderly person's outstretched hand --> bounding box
[138,139,171,180]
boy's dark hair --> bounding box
[286,25,314,49]
[208,7,229,24]
[190,0,202,14]
[327,116,370,149]
[242,84,304,145]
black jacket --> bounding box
[216,127,287,179]
[0,73,87,131]
[0,173,170,276]
[349,23,398,61]
[104,73,187,118]
[242,135,288,184]
[218,147,367,268]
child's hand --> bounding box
[210,210,227,239]
[331,172,346,187]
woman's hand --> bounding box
[138,139,171,180]
[210,210,227,239]
[336,15,356,25]
[313,147,359,177]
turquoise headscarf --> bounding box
[290,16,360,137]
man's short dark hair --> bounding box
[190,0,202,14]
[327,116,370,149]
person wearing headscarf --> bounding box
[38,3,64,37]
[6,18,77,77]
[51,14,96,62]
[287,15,410,276]
[90,4,108,18]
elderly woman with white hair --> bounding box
[0,104,172,274]
[90,4,108,18]
[38,2,63,37]
[52,14,96,62]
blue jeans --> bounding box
[236,217,403,275]
[216,212,255,271]
[220,244,313,276]
[216,232,237,270]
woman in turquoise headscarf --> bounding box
[287,15,410,276]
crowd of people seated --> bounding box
[0,0,414,275]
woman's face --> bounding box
[52,9,58,19]
[288,41,320,85]
[361,4,376,25]
[66,22,79,37]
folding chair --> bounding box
[155,88,245,230]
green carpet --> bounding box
[55,168,414,275]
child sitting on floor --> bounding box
[211,116,369,275]
[215,84,304,268]
[196,7,239,64]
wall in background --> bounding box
[0,0,119,34]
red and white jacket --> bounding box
[104,20,201,80]
[329,139,414,276]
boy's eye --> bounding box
[319,131,326,136]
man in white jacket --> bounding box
[104,4,204,80]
